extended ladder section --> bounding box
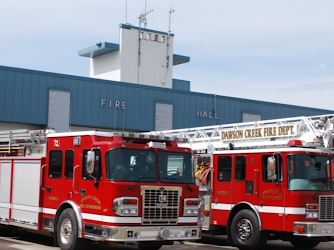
[145,114,334,152]
[0,129,50,156]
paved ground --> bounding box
[1,230,334,250]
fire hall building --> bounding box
[0,24,332,133]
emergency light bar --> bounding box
[47,131,189,143]
[111,132,189,143]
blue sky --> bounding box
[1,0,334,110]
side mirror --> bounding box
[86,150,95,174]
[267,156,277,181]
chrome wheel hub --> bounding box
[60,218,73,245]
[236,219,253,241]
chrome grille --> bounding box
[319,195,334,221]
[141,186,181,225]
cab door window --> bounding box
[235,156,246,181]
[49,150,63,179]
[218,156,231,182]
[262,154,282,182]
[65,150,74,179]
[82,149,102,180]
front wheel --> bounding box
[57,208,86,250]
[230,209,267,250]
[290,237,320,249]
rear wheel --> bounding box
[57,208,86,250]
[231,209,267,250]
[290,237,320,249]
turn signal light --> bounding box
[186,200,199,206]
[307,204,318,210]
[123,199,138,205]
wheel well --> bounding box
[54,201,83,239]
[55,203,72,231]
[227,203,261,243]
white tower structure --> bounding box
[79,24,190,89]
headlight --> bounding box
[184,198,200,217]
[113,197,138,216]
[306,212,318,219]
[305,203,318,220]
[185,208,199,216]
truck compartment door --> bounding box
[11,160,41,229]
[0,161,11,224]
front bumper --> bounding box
[84,224,201,242]
[294,221,334,237]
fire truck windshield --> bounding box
[106,149,194,184]
[106,149,157,182]
[158,152,194,184]
[287,154,330,191]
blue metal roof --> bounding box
[78,42,119,58]
[0,65,332,131]
[173,54,190,65]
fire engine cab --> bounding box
[0,130,200,250]
[147,114,334,249]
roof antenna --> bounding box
[125,0,128,24]
[140,0,153,28]
[166,0,174,69]
[168,0,175,35]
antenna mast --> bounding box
[166,0,174,69]
[125,0,128,24]
[137,2,153,83]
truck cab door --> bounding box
[258,153,284,231]
[77,149,104,216]
[211,154,232,226]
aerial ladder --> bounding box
[144,114,334,152]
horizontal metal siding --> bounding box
[0,66,332,131]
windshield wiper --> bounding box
[128,176,155,190]
[161,177,193,192]
[313,178,329,200]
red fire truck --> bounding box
[147,114,334,249]
[0,130,200,250]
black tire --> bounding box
[57,208,86,250]
[138,245,162,250]
[230,209,267,250]
[290,237,320,249]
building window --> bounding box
[218,156,231,182]
[65,150,74,179]
[140,32,144,39]
[49,150,63,179]
[161,36,166,43]
[242,113,261,122]
[155,34,159,41]
[147,33,151,40]
[235,156,246,181]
